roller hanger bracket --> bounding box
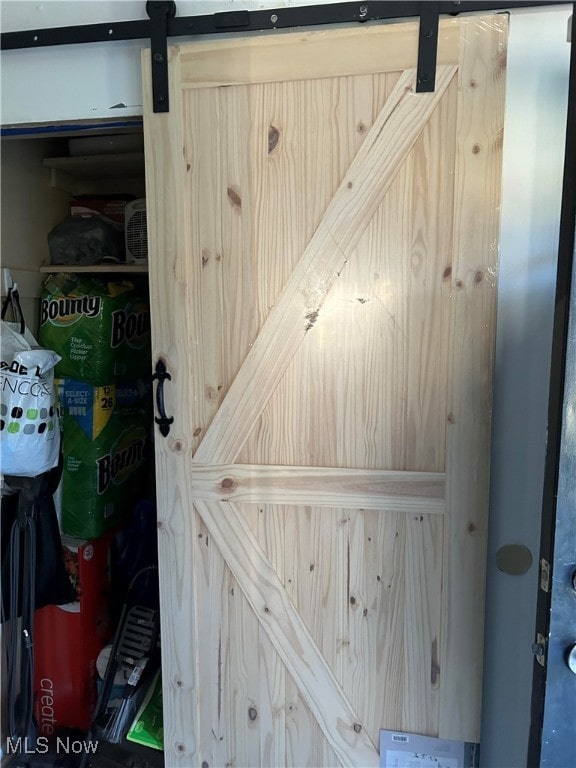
[146,1,176,113]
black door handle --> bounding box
[152,358,174,437]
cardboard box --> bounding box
[379,730,479,768]
[33,534,113,734]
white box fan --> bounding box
[125,198,148,263]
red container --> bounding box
[33,534,113,734]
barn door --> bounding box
[143,14,507,768]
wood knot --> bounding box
[193,427,202,437]
[248,706,258,722]
[206,386,220,402]
[431,637,441,687]
[472,144,481,155]
[268,125,280,153]
[220,477,236,492]
[474,270,484,284]
[353,723,362,733]
[443,265,452,280]
[227,186,242,210]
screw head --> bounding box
[359,5,368,17]
[270,13,278,23]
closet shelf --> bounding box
[40,264,148,274]
[43,153,145,180]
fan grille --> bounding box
[126,209,148,260]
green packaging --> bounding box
[58,378,150,540]
[127,671,163,751]
[39,274,151,386]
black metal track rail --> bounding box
[528,2,576,763]
[0,1,564,50]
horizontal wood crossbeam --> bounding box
[178,21,460,88]
[190,464,446,513]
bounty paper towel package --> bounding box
[39,274,151,386]
[58,378,150,540]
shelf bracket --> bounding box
[416,1,440,93]
[146,1,176,113]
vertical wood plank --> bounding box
[256,505,286,768]
[367,512,407,736]
[227,540,262,766]
[402,515,443,736]
[282,505,346,768]
[194,514,229,768]
[142,46,201,768]
[441,14,508,741]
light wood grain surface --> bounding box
[179,20,460,88]
[190,464,446,512]
[143,14,507,766]
[440,15,508,742]
[193,65,456,466]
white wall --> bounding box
[482,7,570,766]
[0,138,70,327]
[0,0,341,126]
[0,2,572,765]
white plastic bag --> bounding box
[1,288,61,478]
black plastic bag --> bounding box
[48,215,124,266]
[1,464,76,622]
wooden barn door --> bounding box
[143,14,507,768]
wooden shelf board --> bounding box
[43,153,145,179]
[40,264,148,274]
